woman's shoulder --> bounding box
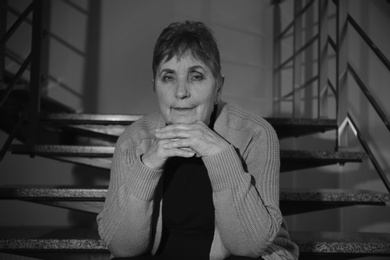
[221,103,276,136]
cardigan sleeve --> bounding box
[97,138,163,257]
[202,122,286,258]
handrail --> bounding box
[347,14,390,73]
[347,63,390,132]
[0,2,34,47]
[347,113,390,193]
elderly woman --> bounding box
[97,21,299,260]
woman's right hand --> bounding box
[141,138,195,170]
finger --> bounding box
[156,124,192,132]
[162,138,192,149]
[155,128,191,140]
[163,147,195,158]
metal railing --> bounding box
[273,0,390,193]
[0,0,45,160]
[273,0,335,118]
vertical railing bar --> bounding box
[273,2,282,116]
[337,0,349,150]
[303,1,314,118]
[318,0,329,118]
[293,0,303,118]
[0,0,6,84]
[28,0,43,147]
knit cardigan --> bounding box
[97,102,299,260]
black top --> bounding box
[156,156,215,260]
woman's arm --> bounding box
[97,140,163,257]
[203,124,282,257]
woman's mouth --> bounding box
[172,107,195,112]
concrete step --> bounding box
[0,227,109,260]
[293,231,390,258]
[1,186,388,215]
[10,145,366,172]
[41,113,337,139]
[0,227,389,259]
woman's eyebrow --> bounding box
[158,68,175,75]
[188,65,206,72]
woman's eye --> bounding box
[162,75,174,82]
[190,73,204,81]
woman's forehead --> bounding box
[158,53,210,71]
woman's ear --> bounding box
[218,75,225,93]
[215,75,224,104]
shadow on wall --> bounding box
[83,0,101,113]
[68,0,106,227]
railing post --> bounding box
[28,0,49,147]
[318,0,329,119]
[293,0,303,118]
[337,0,349,150]
[0,0,6,85]
[303,1,314,118]
[273,1,282,117]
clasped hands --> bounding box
[142,121,229,170]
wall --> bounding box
[0,0,274,227]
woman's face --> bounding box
[154,53,220,125]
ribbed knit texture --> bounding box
[97,103,299,260]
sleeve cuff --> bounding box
[127,155,163,201]
[202,145,247,192]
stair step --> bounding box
[1,187,388,215]
[280,188,390,215]
[280,150,366,172]
[41,113,143,125]
[0,228,389,258]
[291,231,390,257]
[0,227,109,260]
[41,113,337,138]
[10,145,114,157]
[266,118,337,138]
[10,145,365,171]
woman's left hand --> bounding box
[155,121,230,157]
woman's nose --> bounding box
[175,79,190,99]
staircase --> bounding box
[1,108,390,259]
[1,0,390,259]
